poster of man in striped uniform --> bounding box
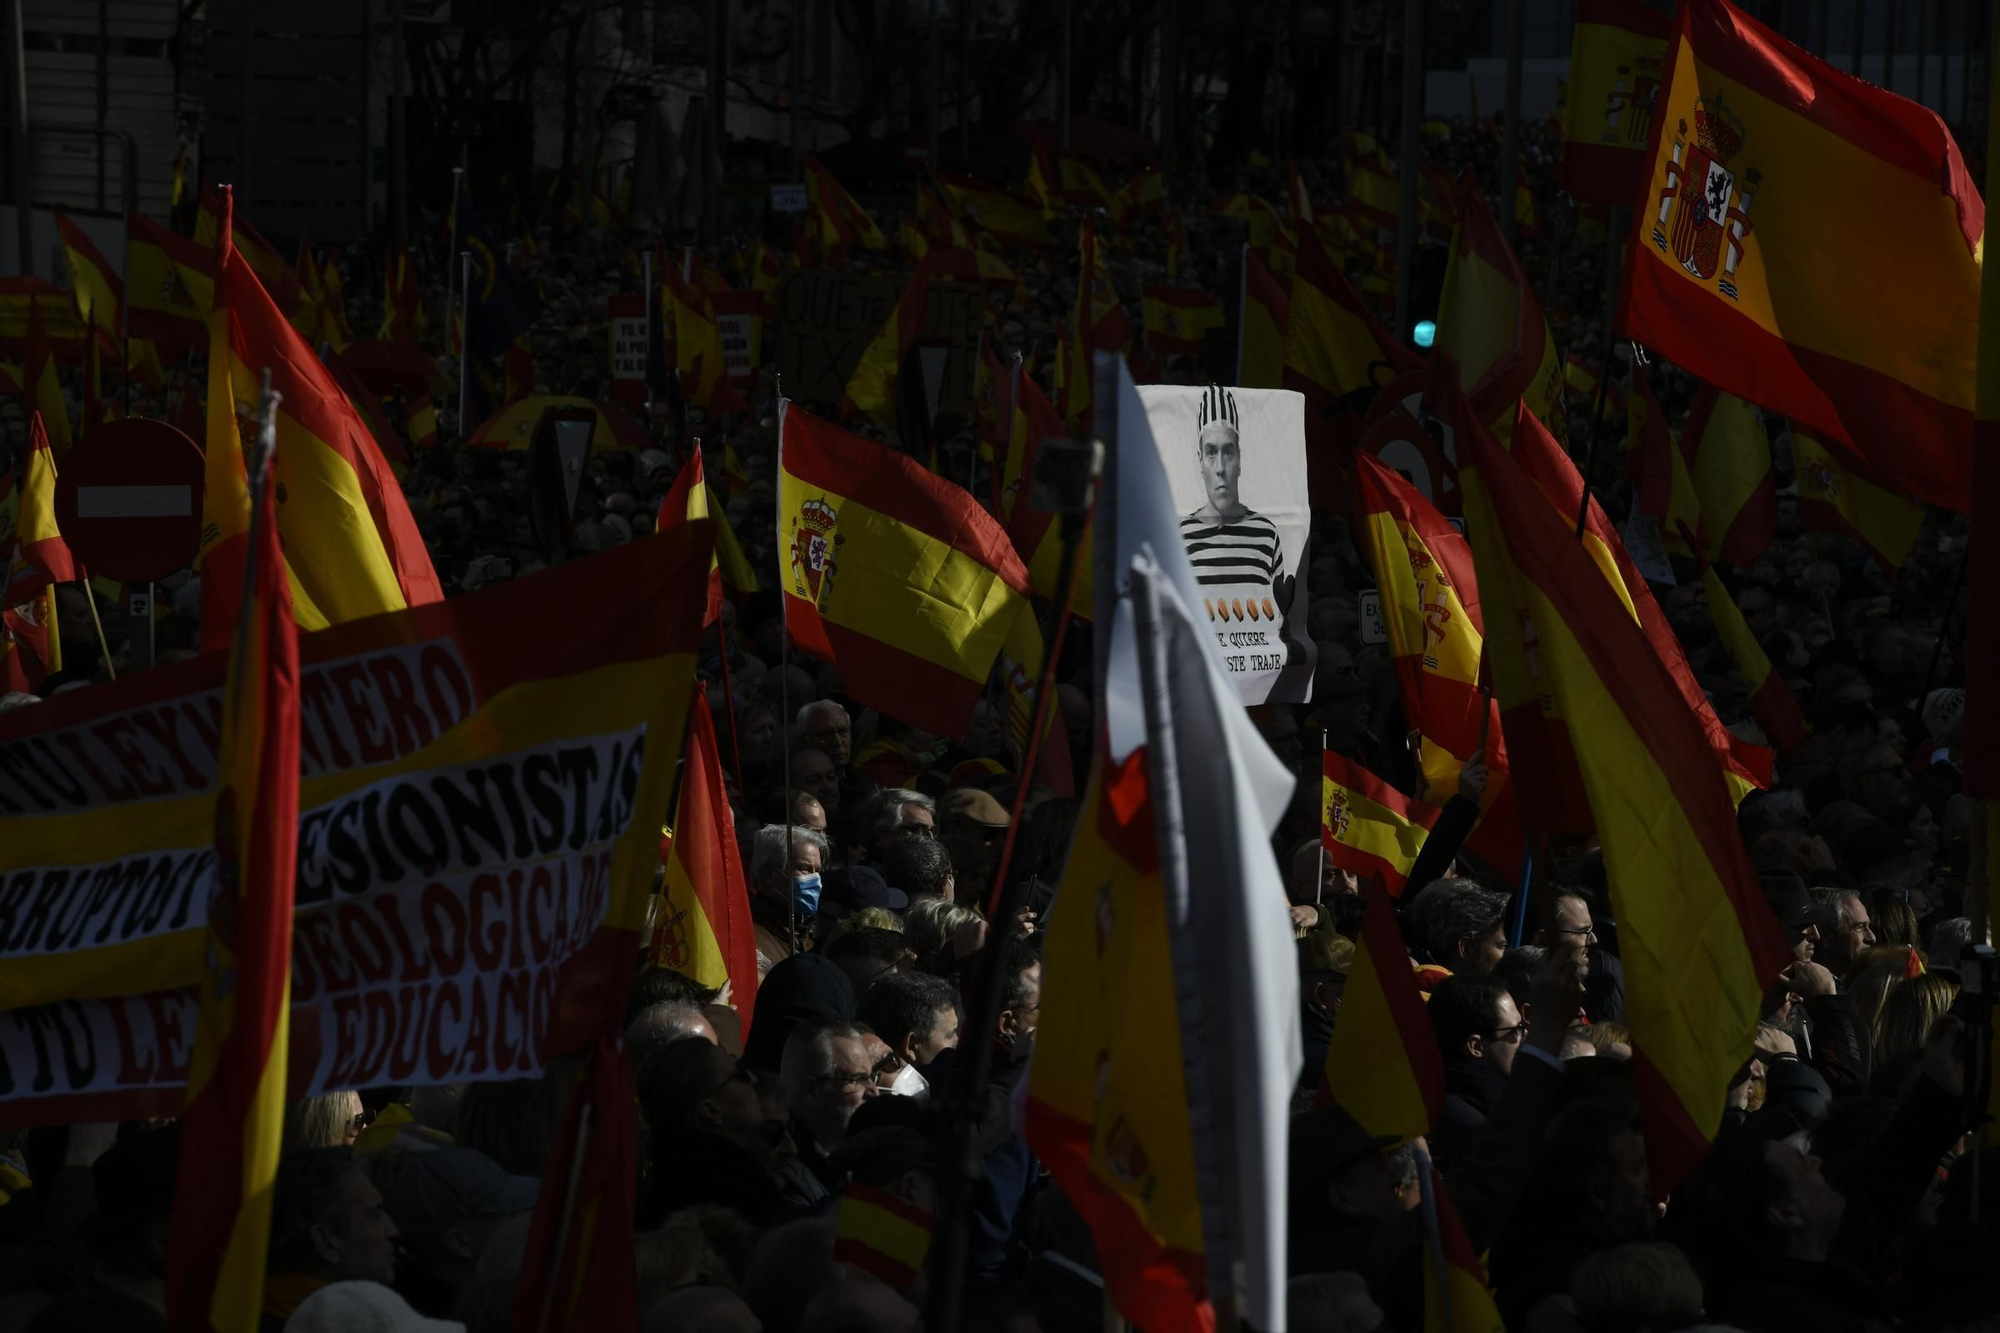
[1142,383,1316,704]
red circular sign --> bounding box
[52,418,206,583]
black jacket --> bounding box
[1431,1058,1507,1173]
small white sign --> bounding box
[770,183,808,213]
[714,311,755,383]
[609,315,649,384]
[1358,589,1386,645]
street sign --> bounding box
[770,183,808,213]
[52,419,204,583]
[1358,589,1386,645]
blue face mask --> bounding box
[792,872,823,916]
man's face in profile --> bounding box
[1199,427,1242,517]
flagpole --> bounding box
[1573,206,1626,540]
[446,166,463,346]
[1391,0,1424,340]
[1508,841,1534,947]
[715,610,746,793]
[457,250,471,435]
[1415,1142,1452,1329]
[532,1102,593,1333]
[776,393,798,956]
[1316,730,1329,908]
[642,248,654,416]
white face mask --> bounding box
[886,1062,929,1101]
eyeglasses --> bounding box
[701,1059,755,1103]
[871,1051,907,1087]
[1486,1023,1528,1044]
[812,1069,877,1091]
[1554,923,1597,940]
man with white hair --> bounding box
[750,823,831,974]
[794,699,877,831]
[780,1017,879,1183]
[861,786,936,862]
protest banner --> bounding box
[0,523,713,1126]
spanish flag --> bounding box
[1344,133,1401,234]
[658,447,757,625]
[1791,428,1923,573]
[127,212,210,354]
[1001,366,1093,618]
[1656,384,1776,569]
[1510,401,1772,800]
[1351,452,1519,862]
[651,696,759,1033]
[198,187,444,652]
[1321,752,1442,898]
[196,186,315,340]
[1620,0,1978,514]
[1693,553,1810,756]
[778,401,1032,737]
[1238,246,1292,390]
[832,1184,933,1290]
[1460,399,1792,1196]
[24,300,71,456]
[1027,137,1113,216]
[295,235,351,353]
[1142,285,1224,358]
[937,174,1052,247]
[662,263,747,416]
[377,245,424,342]
[54,214,121,358]
[1423,1171,1509,1333]
[1063,219,1131,432]
[805,156,887,261]
[163,413,298,1333]
[1319,877,1442,1140]
[1562,0,1673,205]
[4,410,77,650]
[844,252,946,428]
[916,178,971,249]
[1285,222,1419,463]
[1109,167,1166,227]
[1435,175,1566,443]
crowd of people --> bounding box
[0,92,1994,1333]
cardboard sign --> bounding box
[607,293,649,407]
[771,183,809,212]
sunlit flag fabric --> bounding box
[1344,133,1402,234]
[198,188,444,652]
[163,422,298,1333]
[196,187,315,339]
[1619,0,1979,513]
[651,697,759,1032]
[661,263,748,416]
[777,402,1032,739]
[1423,1171,1508,1333]
[658,447,758,626]
[1320,752,1443,898]
[24,299,71,456]
[1143,285,1225,358]
[1318,879,1443,1141]
[1562,0,1673,204]
[1692,553,1810,756]
[0,413,73,692]
[805,156,888,261]
[1651,384,1776,569]
[1791,427,1923,573]
[54,214,121,366]
[1285,224,1419,461]
[1238,246,1292,390]
[832,1184,933,1291]
[1435,176,1566,443]
[128,212,211,354]
[1510,402,1772,800]
[844,249,955,426]
[1028,360,1298,1332]
[1459,402,1792,1196]
[1351,452,1518,857]
[938,174,1052,247]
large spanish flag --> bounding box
[1351,452,1512,824]
[1620,0,1979,513]
[198,188,444,652]
[1459,402,1792,1195]
[1320,752,1442,898]
[1510,401,1772,800]
[1237,245,1292,390]
[196,187,316,340]
[651,698,759,1035]
[127,212,211,354]
[1435,176,1566,443]
[1792,428,1923,573]
[778,401,1031,737]
[164,430,298,1333]
[1562,0,1673,205]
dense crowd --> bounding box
[0,102,1992,1333]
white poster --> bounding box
[1136,385,1316,705]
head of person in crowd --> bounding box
[641,1284,763,1333]
[790,790,828,833]
[1865,888,1923,949]
[1490,1097,1653,1323]
[1760,871,1834,965]
[638,1037,785,1187]
[284,1089,367,1150]
[904,895,986,968]
[386,1147,538,1316]
[1288,1103,1402,1233]
[739,701,782,771]
[814,864,908,937]
[823,925,915,996]
[781,1017,880,1157]
[995,940,1044,1056]
[1871,972,1958,1067]
[1531,888,1599,954]
[1665,1122,1849,1298]
[1810,886,1876,974]
[743,952,858,1076]
[750,823,830,919]
[790,746,842,818]
[883,830,955,903]
[857,970,962,1072]
[1421,878,1511,976]
[452,1065,574,1177]
[937,787,1011,904]
[1289,835,1359,909]
[267,1147,400,1297]
[1568,1241,1704,1333]
[796,700,854,767]
[862,786,936,858]
[1428,973,1525,1080]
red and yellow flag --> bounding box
[54,214,121,360]
[4,412,78,603]
[778,402,1032,737]
[938,174,1052,247]
[1655,384,1775,568]
[1424,1172,1508,1333]
[1062,219,1131,432]
[1028,138,1113,217]
[1286,222,1419,482]
[1694,555,1810,755]
[1320,752,1442,898]
[1109,167,1166,227]
[1435,176,1566,443]
[197,187,316,339]
[378,246,425,342]
[652,697,759,1030]
[1319,878,1443,1140]
[1791,428,1923,573]
[1460,400,1792,1196]
[1344,133,1401,234]
[1000,367,1093,618]
[833,1184,934,1290]
[662,264,748,416]
[1238,246,1292,390]
[804,156,888,261]
[164,423,299,1333]
[25,300,71,456]
[197,188,444,652]
[658,448,757,625]
[1562,0,1673,205]
[1620,0,1979,513]
[1142,285,1225,358]
[843,249,981,426]
[127,213,211,354]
